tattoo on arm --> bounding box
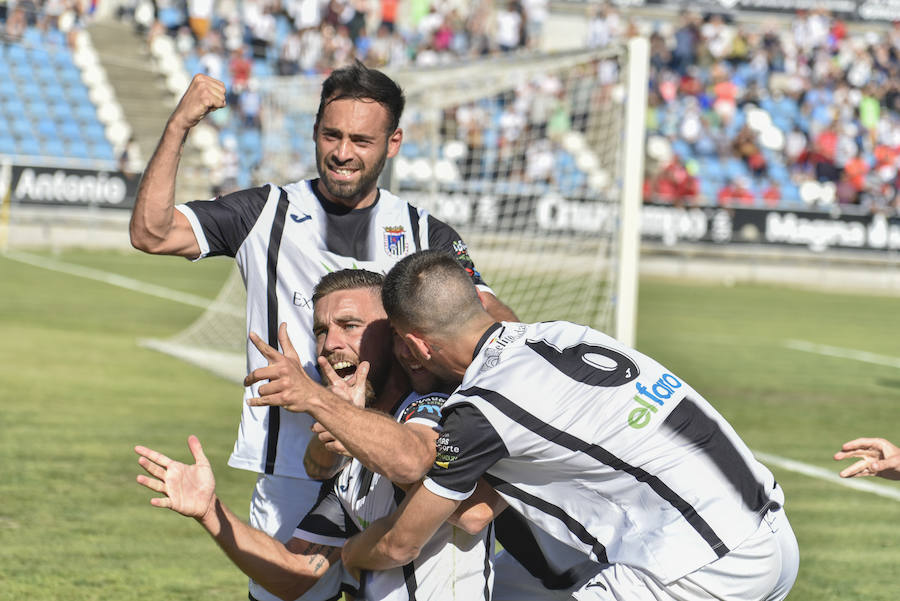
[305,543,342,576]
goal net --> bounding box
[144,40,647,382]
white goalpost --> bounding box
[144,40,648,381]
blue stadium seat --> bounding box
[41,137,67,157]
[10,117,34,138]
[5,44,28,64]
[158,6,185,28]
[73,104,99,124]
[88,139,115,160]
[17,137,41,156]
[66,141,91,159]
[36,118,58,139]
[0,135,16,155]
[58,65,84,87]
[59,120,82,141]
[23,28,44,47]
[51,101,75,121]
[83,122,107,143]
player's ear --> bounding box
[403,331,431,361]
[387,127,403,158]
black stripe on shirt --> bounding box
[494,510,603,590]
[485,473,609,565]
[457,386,729,558]
[263,188,290,474]
[662,397,778,515]
[482,520,494,600]
[407,204,422,251]
[402,560,418,600]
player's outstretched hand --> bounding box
[246,322,320,413]
[135,435,216,519]
[834,437,900,480]
[170,73,226,131]
[318,358,370,409]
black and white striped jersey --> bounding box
[176,179,490,478]
[294,391,495,601]
[424,321,784,585]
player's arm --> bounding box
[343,403,507,568]
[426,217,519,321]
[447,478,508,535]
[134,436,341,600]
[342,481,460,570]
[130,74,225,257]
[303,434,350,481]
[247,324,439,483]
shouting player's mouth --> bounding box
[330,359,357,381]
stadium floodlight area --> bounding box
[143,40,647,382]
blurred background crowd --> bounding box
[2,0,900,215]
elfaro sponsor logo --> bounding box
[626,372,682,429]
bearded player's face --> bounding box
[313,287,392,403]
[314,97,401,209]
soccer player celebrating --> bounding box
[339,250,800,601]
[135,269,499,601]
[129,63,515,601]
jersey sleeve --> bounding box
[398,394,447,428]
[293,477,360,547]
[175,185,270,258]
[423,403,509,500]
[426,215,493,292]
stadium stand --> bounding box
[0,0,129,167]
[5,0,900,216]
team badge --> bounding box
[384,226,407,257]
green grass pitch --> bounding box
[0,248,897,600]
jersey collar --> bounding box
[473,322,503,361]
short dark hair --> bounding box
[382,250,483,335]
[312,269,384,306]
[316,61,405,133]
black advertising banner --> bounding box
[401,183,900,253]
[612,0,900,22]
[642,204,900,252]
[6,164,138,209]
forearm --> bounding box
[309,394,435,483]
[303,436,349,480]
[198,497,329,599]
[342,483,458,572]
[130,119,192,254]
[447,479,507,535]
[480,291,518,322]
[342,514,414,571]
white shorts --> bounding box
[247,473,323,601]
[573,508,799,601]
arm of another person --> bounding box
[834,437,900,480]
[343,403,508,568]
[135,436,341,600]
[130,74,225,257]
[246,324,439,483]
[342,481,461,570]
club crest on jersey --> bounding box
[384,226,407,257]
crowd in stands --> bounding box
[635,7,900,214]
[5,0,900,214]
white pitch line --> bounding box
[2,250,241,315]
[754,450,900,502]
[783,339,900,369]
